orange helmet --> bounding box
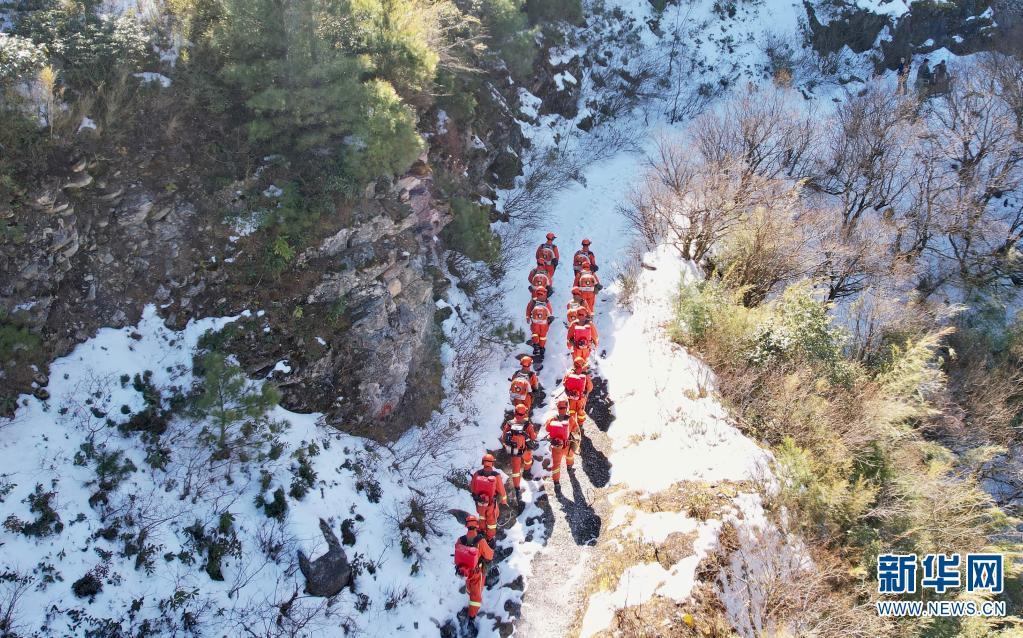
[546,232,556,240]
[575,306,589,317]
[573,357,586,370]
[514,403,528,416]
[557,398,569,408]
[535,287,548,298]
[536,257,545,265]
[482,453,495,466]
[465,515,479,530]
[582,238,591,246]
[572,286,582,296]
[520,356,533,368]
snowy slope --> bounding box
[0,307,496,636]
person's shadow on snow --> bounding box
[554,469,601,546]
[580,433,611,489]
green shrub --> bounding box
[3,483,64,538]
[0,33,45,85]
[71,572,103,600]
[13,1,151,92]
[748,283,850,383]
[0,312,42,365]
[671,279,740,346]
[441,197,501,265]
[478,0,538,81]
[435,70,478,123]
[213,0,423,184]
[192,352,285,471]
[673,274,1016,629]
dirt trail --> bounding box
[514,377,615,637]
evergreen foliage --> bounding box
[209,0,425,185]
[192,352,286,470]
[12,0,151,91]
[441,197,501,265]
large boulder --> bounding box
[297,518,352,597]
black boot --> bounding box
[485,565,500,587]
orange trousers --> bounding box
[475,502,499,541]
[549,444,576,481]
[531,322,549,347]
[466,567,484,618]
[572,344,592,362]
[509,452,533,489]
[568,394,588,421]
[580,292,595,313]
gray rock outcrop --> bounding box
[297,519,352,597]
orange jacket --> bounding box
[501,418,538,449]
[573,249,596,271]
[577,271,600,293]
[456,532,494,569]
[527,300,553,325]
[510,376,533,403]
[529,268,552,290]
[545,412,575,445]
[470,468,508,505]
[536,242,560,264]
[512,368,539,391]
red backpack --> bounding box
[470,472,498,504]
[570,324,591,345]
[454,538,480,576]
[547,418,570,443]
[564,373,587,395]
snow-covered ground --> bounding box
[0,306,503,635]
[4,0,954,634]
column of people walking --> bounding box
[452,234,602,628]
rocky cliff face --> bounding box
[0,151,456,440]
[805,0,1011,70]
[1,152,209,401]
[1,68,532,440]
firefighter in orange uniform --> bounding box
[454,515,495,620]
[567,306,599,362]
[501,404,538,492]
[528,259,553,296]
[566,286,586,326]
[544,399,577,482]
[512,355,540,394]
[573,239,598,277]
[470,453,507,541]
[526,288,554,357]
[576,268,601,314]
[509,373,534,413]
[564,358,594,422]
[536,232,560,278]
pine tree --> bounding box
[193,352,284,472]
[214,0,423,182]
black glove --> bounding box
[552,258,559,267]
[595,283,603,292]
[547,317,554,324]
[592,265,599,272]
[527,439,539,451]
